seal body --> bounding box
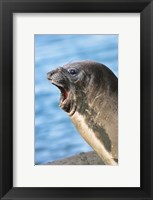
[47,61,118,165]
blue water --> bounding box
[35,35,118,164]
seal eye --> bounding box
[68,68,78,76]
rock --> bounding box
[45,151,105,165]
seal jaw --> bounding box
[52,80,77,116]
[51,81,69,109]
[47,72,77,116]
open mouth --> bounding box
[52,81,69,108]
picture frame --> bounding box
[0,0,153,199]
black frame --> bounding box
[0,0,153,199]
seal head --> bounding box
[47,61,118,165]
[47,61,93,116]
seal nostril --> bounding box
[47,71,53,80]
[47,68,60,80]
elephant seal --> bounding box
[47,61,118,165]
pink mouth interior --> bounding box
[63,90,68,102]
